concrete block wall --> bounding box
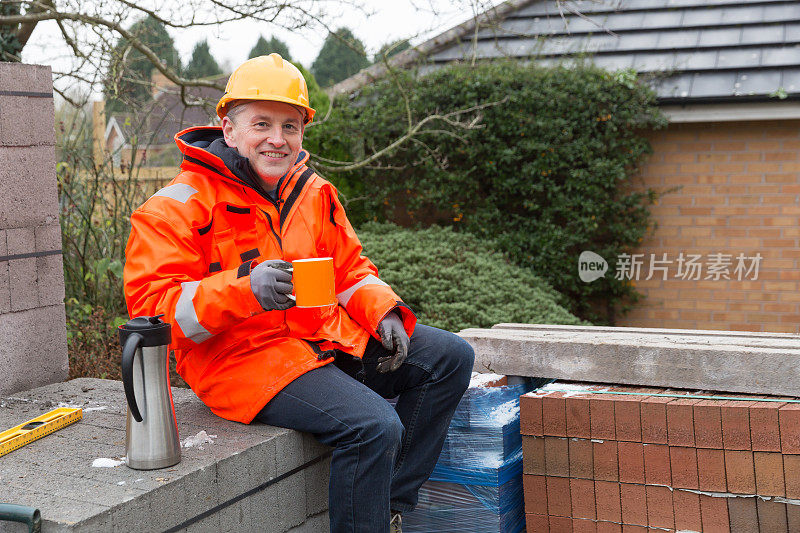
[0,62,68,394]
[521,384,800,532]
[622,120,800,333]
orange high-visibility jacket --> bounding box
[123,127,416,423]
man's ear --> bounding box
[221,116,236,147]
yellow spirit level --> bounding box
[0,407,82,458]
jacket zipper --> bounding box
[260,208,282,250]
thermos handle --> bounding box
[122,332,144,422]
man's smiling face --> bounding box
[222,100,305,189]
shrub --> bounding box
[357,222,584,332]
[306,61,668,323]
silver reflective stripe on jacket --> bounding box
[151,183,199,204]
[336,274,389,308]
[175,281,212,343]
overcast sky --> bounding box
[20,0,503,94]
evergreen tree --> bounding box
[374,39,411,63]
[184,40,222,79]
[311,28,369,88]
[104,16,182,115]
[0,2,22,62]
[249,35,291,60]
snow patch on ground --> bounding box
[182,430,217,449]
[92,457,125,468]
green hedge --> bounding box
[357,222,584,332]
[306,61,667,323]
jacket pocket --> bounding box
[193,203,279,274]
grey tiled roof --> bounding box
[428,0,800,102]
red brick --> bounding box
[547,476,572,517]
[645,485,673,529]
[694,399,724,448]
[756,499,788,533]
[753,451,785,497]
[620,527,646,533]
[620,483,647,527]
[721,400,752,450]
[669,446,699,489]
[700,494,730,533]
[672,490,702,532]
[595,480,621,523]
[779,404,800,454]
[783,454,800,498]
[666,398,698,447]
[545,436,570,477]
[595,522,621,533]
[697,448,727,492]
[788,503,800,533]
[724,450,756,494]
[640,396,671,444]
[566,395,592,439]
[593,440,619,482]
[548,515,573,533]
[526,513,549,533]
[749,401,784,452]
[521,394,544,436]
[590,395,617,440]
[614,396,643,442]
[569,438,594,479]
[543,392,568,437]
[570,478,596,520]
[571,518,596,533]
[643,443,671,486]
[523,474,548,515]
[618,442,645,484]
[727,497,758,533]
[523,436,546,475]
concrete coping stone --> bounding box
[459,324,800,398]
[0,378,330,532]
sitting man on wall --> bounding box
[123,54,475,533]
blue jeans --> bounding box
[254,324,475,533]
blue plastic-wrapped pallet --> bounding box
[404,375,547,533]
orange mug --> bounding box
[289,257,336,308]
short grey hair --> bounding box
[225,100,252,123]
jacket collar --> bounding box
[175,126,311,204]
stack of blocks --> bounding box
[520,383,800,532]
[0,63,68,395]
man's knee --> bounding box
[428,328,474,387]
[449,335,475,391]
[359,406,404,448]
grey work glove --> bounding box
[250,260,295,311]
[376,311,409,373]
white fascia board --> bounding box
[105,117,125,142]
[662,102,800,123]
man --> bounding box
[124,54,474,533]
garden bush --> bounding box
[357,222,584,332]
[306,61,668,323]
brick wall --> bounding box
[619,120,800,333]
[521,384,800,532]
[0,63,68,394]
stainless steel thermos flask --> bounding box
[119,315,181,470]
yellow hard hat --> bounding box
[216,53,316,124]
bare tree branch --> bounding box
[313,96,509,173]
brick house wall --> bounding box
[618,119,800,333]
